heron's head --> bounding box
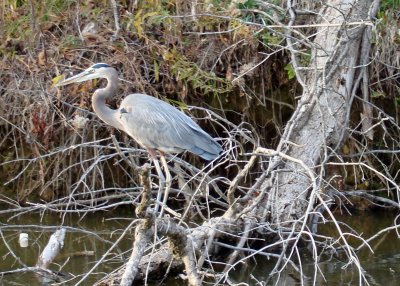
[54,63,113,87]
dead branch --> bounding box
[36,228,66,269]
[120,219,154,286]
[341,190,400,208]
[158,220,202,286]
[121,163,153,285]
[120,162,203,285]
[109,0,121,40]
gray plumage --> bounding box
[55,63,222,160]
[119,94,221,160]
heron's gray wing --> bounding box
[118,94,221,159]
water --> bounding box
[0,209,399,285]
[230,211,400,286]
[0,209,135,285]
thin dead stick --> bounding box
[0,230,28,268]
[227,153,259,205]
[223,220,253,273]
[326,162,400,195]
[109,0,120,40]
[356,224,400,251]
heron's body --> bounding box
[118,93,221,160]
[56,62,222,160]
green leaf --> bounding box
[284,64,296,80]
[371,91,385,98]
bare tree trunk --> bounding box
[262,0,376,225]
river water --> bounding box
[0,208,399,285]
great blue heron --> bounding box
[55,63,222,215]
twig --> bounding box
[223,220,253,273]
[109,0,121,40]
[341,190,400,208]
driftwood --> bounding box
[120,164,153,286]
[120,165,203,286]
[101,216,239,285]
[100,162,241,285]
[35,228,67,283]
[36,228,66,269]
[0,228,67,283]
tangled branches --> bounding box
[1,0,400,285]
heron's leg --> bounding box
[158,152,172,217]
[147,148,165,214]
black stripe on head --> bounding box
[92,63,110,69]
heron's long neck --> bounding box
[92,72,124,131]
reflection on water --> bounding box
[1,208,399,285]
[230,211,400,286]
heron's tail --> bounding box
[188,131,222,161]
[190,146,222,160]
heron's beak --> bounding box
[54,69,95,87]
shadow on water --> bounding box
[1,208,399,285]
